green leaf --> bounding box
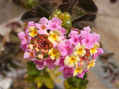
[64,74,88,89]
[40,1,58,13]
[27,70,39,76]
[71,6,86,21]
[43,77,54,89]
[21,6,50,22]
[25,76,35,83]
[62,0,69,3]
[35,76,42,82]
[71,0,97,29]
[26,0,39,9]
[29,86,36,89]
[37,82,43,88]
[64,80,70,89]
[58,0,78,13]
[27,62,41,77]
[27,61,37,70]
[35,76,43,88]
[78,0,98,13]
[43,71,54,89]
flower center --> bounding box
[41,25,46,30]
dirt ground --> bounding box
[87,0,119,89]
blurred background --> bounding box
[0,0,119,89]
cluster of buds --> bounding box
[18,11,103,79]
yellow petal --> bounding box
[48,48,60,60]
[38,54,43,59]
[64,56,70,65]
[48,31,61,44]
[90,43,100,55]
[50,54,55,60]
[87,60,96,69]
[74,44,86,57]
[29,26,38,37]
[64,55,80,67]
[73,67,83,76]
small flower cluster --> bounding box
[18,17,103,79]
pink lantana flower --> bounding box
[63,67,74,79]
[69,30,81,45]
[77,69,88,78]
[58,40,73,56]
[26,21,35,34]
[18,15,103,79]
[18,31,30,44]
[91,32,100,43]
[59,57,65,67]
[81,34,94,49]
[69,30,79,38]
[92,48,104,59]
[18,31,31,50]
[81,26,99,49]
[20,44,28,51]
[51,17,62,25]
[69,35,81,45]
[48,17,62,31]
[39,17,49,24]
[44,58,59,70]
[35,17,49,34]
[24,51,35,61]
[58,27,66,35]
[81,27,93,49]
[34,60,45,70]
[81,26,91,37]
[58,57,65,71]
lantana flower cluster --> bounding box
[18,17,103,79]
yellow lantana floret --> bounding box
[64,55,80,67]
[28,44,34,50]
[29,26,38,37]
[73,67,83,76]
[90,43,100,55]
[74,43,86,57]
[48,31,61,44]
[48,48,60,60]
[87,60,96,69]
[38,54,43,59]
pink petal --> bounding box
[38,30,47,34]
[34,60,45,70]
[39,17,49,24]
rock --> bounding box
[0,77,13,89]
[0,0,25,36]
